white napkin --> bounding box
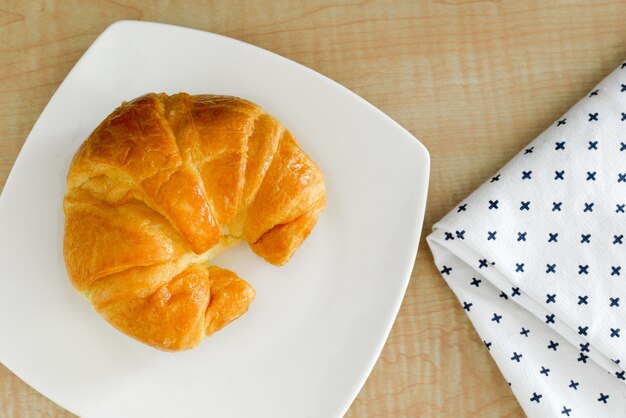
[427,61,626,417]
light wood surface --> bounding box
[2,1,626,416]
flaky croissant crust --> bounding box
[63,93,326,351]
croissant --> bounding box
[63,93,326,351]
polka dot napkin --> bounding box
[427,61,626,417]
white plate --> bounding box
[0,21,429,418]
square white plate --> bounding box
[0,21,429,418]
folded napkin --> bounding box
[428,61,626,417]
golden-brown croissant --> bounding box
[63,93,326,351]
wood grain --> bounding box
[2,1,626,416]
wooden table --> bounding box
[2,1,626,416]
